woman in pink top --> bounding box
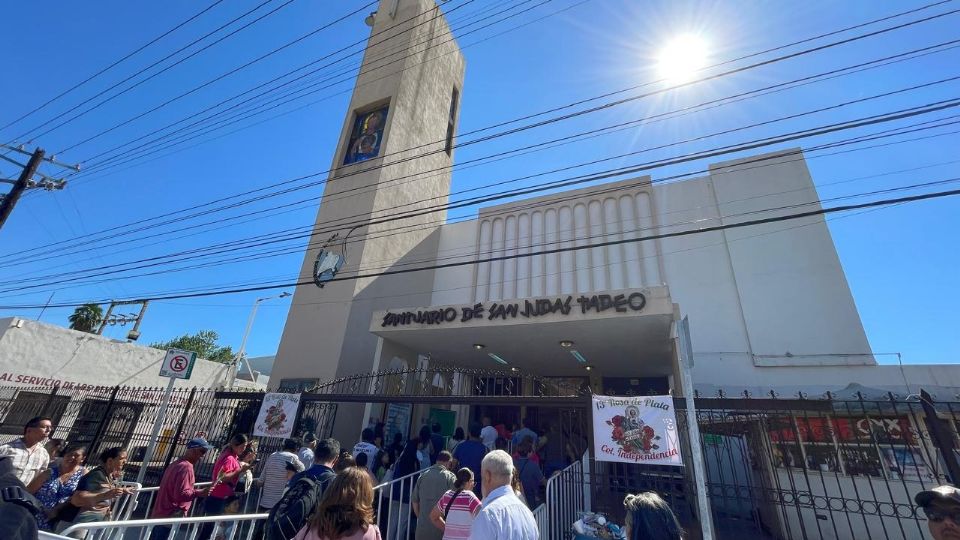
[430,468,482,540]
[200,434,251,539]
[294,467,381,540]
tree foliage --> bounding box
[68,304,104,333]
[150,330,235,364]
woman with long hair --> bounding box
[447,428,465,453]
[429,468,482,540]
[293,467,380,540]
[623,492,683,540]
[29,444,87,531]
[417,426,433,469]
[56,447,133,538]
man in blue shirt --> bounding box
[453,421,487,495]
[510,418,538,449]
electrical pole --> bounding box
[0,148,44,230]
[96,299,150,340]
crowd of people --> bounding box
[0,414,733,540]
[0,416,137,538]
[0,414,688,540]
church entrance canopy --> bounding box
[369,286,678,378]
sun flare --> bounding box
[656,33,709,84]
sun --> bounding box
[656,33,710,84]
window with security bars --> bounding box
[445,87,459,155]
[768,414,934,481]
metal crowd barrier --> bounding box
[373,469,421,540]
[59,513,267,540]
[110,481,143,522]
[532,502,549,536]
[131,480,213,518]
[53,465,459,540]
[544,455,586,540]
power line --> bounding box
[3,105,957,292]
[19,14,960,263]
[70,1,960,181]
[0,0,227,132]
[61,36,960,258]
[64,0,534,169]
[13,125,955,301]
[2,185,956,309]
[13,71,957,270]
[6,0,293,145]
[7,74,958,275]
[7,91,960,283]
[53,0,389,154]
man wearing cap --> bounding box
[149,438,213,540]
[916,485,960,540]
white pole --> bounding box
[677,316,716,540]
[137,376,177,484]
[236,300,260,386]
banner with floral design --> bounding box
[253,392,300,438]
[592,394,683,466]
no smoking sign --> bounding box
[159,349,197,380]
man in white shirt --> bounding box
[352,428,379,473]
[253,438,304,539]
[0,416,51,485]
[479,416,498,450]
[468,450,539,540]
[257,438,304,511]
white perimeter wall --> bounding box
[0,317,231,389]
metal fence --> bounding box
[571,391,960,540]
[543,456,586,540]
[4,381,960,540]
[0,384,337,486]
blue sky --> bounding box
[0,0,957,364]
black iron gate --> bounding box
[0,384,338,486]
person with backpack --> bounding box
[430,468,482,540]
[266,439,341,540]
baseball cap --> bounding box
[186,437,214,450]
[915,485,960,507]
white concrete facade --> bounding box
[0,317,231,389]
[277,140,960,399]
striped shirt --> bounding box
[259,451,304,509]
[0,438,49,485]
[436,489,482,540]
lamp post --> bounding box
[233,292,291,387]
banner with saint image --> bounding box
[254,392,300,438]
[592,394,683,466]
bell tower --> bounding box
[271,0,465,414]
